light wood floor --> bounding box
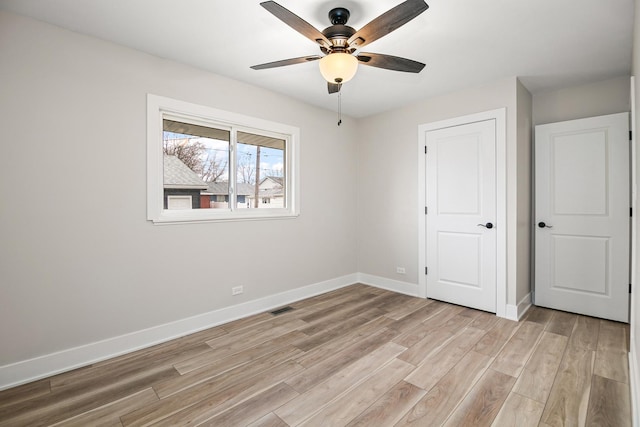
[0,284,632,426]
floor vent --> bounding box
[270,306,294,315]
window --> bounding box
[147,94,299,224]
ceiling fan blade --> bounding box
[260,1,331,48]
[357,52,425,73]
[348,0,428,49]
[251,55,322,70]
[328,82,342,94]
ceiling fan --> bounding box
[251,0,429,94]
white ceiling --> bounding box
[0,0,634,118]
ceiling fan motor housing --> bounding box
[328,7,350,25]
[322,8,356,54]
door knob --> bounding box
[538,222,552,228]
[477,222,494,229]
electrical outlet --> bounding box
[232,286,243,295]
[396,267,406,274]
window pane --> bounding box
[163,119,230,210]
[236,131,286,209]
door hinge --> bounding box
[631,207,633,217]
[630,130,633,140]
[425,206,428,214]
[425,146,427,154]
[630,284,632,294]
[425,267,428,275]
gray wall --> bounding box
[516,80,533,305]
[532,76,630,126]
[356,77,530,306]
[0,11,358,367]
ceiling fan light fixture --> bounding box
[319,52,358,84]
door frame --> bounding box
[418,108,507,318]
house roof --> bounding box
[261,176,284,186]
[207,181,255,196]
[163,155,208,190]
[256,188,284,198]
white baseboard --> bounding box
[631,335,640,427]
[505,292,531,321]
[0,273,358,391]
[356,273,420,297]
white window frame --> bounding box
[147,94,300,224]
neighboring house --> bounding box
[247,176,285,207]
[205,182,255,208]
[163,155,208,210]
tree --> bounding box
[200,152,228,183]
[163,138,204,173]
[237,151,256,184]
[163,137,227,183]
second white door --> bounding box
[535,113,629,322]
[425,119,497,312]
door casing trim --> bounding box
[418,108,507,318]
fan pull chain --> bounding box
[337,87,342,126]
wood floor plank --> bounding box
[49,388,158,427]
[594,348,629,384]
[374,293,423,318]
[95,325,228,368]
[513,331,568,403]
[49,343,211,393]
[490,392,544,427]
[153,343,303,398]
[386,300,439,332]
[469,311,500,331]
[473,317,520,357]
[296,307,386,345]
[396,350,492,427]
[299,292,379,327]
[383,296,433,320]
[546,311,577,337]
[525,305,554,325]
[598,319,628,352]
[569,315,600,350]
[275,341,406,426]
[122,359,303,426]
[289,284,375,311]
[344,381,425,427]
[219,312,275,333]
[0,379,50,410]
[175,318,307,374]
[285,327,399,393]
[293,315,394,368]
[442,368,516,427]
[585,375,631,427]
[405,327,486,391]
[0,365,179,427]
[491,320,544,377]
[298,358,414,427]
[247,412,288,427]
[197,382,298,427]
[392,303,460,348]
[541,345,595,427]
[397,327,455,366]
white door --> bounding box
[535,113,629,322]
[425,119,497,312]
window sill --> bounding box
[149,209,300,225]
